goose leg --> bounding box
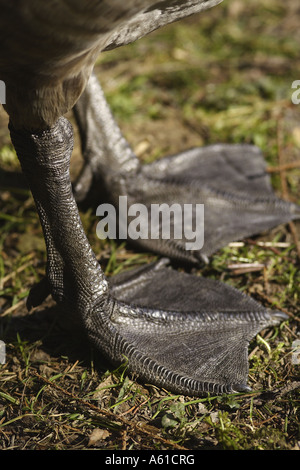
[73,73,300,264]
[9,116,288,396]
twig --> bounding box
[227,263,265,275]
[120,398,149,417]
[267,160,300,173]
[1,299,26,317]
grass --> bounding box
[0,0,299,450]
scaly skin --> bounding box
[9,118,288,395]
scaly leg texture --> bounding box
[10,117,287,396]
[74,74,300,264]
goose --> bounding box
[0,0,298,396]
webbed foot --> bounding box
[91,258,288,395]
[10,117,288,396]
[73,74,300,264]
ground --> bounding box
[0,0,299,450]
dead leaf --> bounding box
[88,428,111,447]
